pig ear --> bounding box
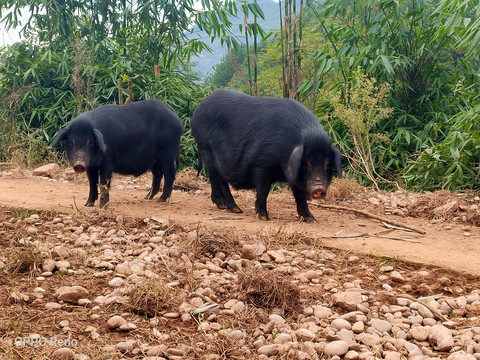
[51,128,69,147]
[286,145,304,183]
[93,129,107,153]
[332,146,342,178]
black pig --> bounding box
[53,99,183,207]
[191,90,342,222]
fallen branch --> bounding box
[330,232,368,238]
[398,293,450,323]
[377,235,422,244]
[313,203,426,235]
[205,216,243,221]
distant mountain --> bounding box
[190,0,281,78]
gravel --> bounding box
[1,209,480,359]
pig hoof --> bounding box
[258,214,269,221]
[230,205,243,214]
[85,202,94,207]
[157,197,168,203]
[303,216,316,223]
[216,204,227,209]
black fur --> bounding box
[191,90,341,222]
[53,99,183,207]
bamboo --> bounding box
[253,0,258,96]
[117,78,123,105]
[279,0,287,98]
[244,7,253,95]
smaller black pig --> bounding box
[52,99,183,207]
[191,90,342,222]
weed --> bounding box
[125,279,185,317]
[237,266,301,315]
[5,246,43,276]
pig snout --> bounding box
[309,181,327,200]
[73,160,86,173]
[312,187,326,199]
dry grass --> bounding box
[192,226,243,258]
[237,266,301,315]
[125,279,185,317]
[406,190,479,223]
[4,246,43,276]
[326,177,367,202]
[174,167,208,192]
[260,224,314,247]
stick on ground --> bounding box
[313,203,426,235]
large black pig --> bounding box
[53,99,183,207]
[191,90,342,222]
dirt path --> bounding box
[0,171,479,276]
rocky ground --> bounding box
[1,200,480,360]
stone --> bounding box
[447,352,476,360]
[417,303,434,319]
[42,259,56,272]
[241,245,257,260]
[390,271,405,283]
[410,326,429,341]
[371,318,392,333]
[352,321,365,334]
[333,291,362,311]
[331,318,352,331]
[344,350,359,360]
[33,163,61,178]
[383,352,402,360]
[52,348,75,360]
[295,328,315,341]
[108,277,125,287]
[257,344,283,356]
[324,341,349,356]
[429,324,454,351]
[313,305,331,319]
[45,302,62,310]
[55,286,89,303]
[229,330,244,340]
[107,315,127,330]
[53,246,69,259]
[116,339,136,352]
[269,314,285,324]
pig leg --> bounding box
[255,176,272,220]
[200,150,235,211]
[158,160,175,202]
[218,178,242,213]
[292,187,315,222]
[206,166,242,213]
[99,167,113,208]
[85,167,99,207]
[146,163,163,200]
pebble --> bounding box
[324,341,349,356]
[3,205,480,360]
[257,344,282,356]
[52,348,75,360]
[295,328,315,341]
[55,286,89,303]
[107,315,127,330]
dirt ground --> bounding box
[0,167,479,276]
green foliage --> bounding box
[0,0,256,168]
[325,69,393,189]
[404,80,480,191]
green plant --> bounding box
[326,69,393,189]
